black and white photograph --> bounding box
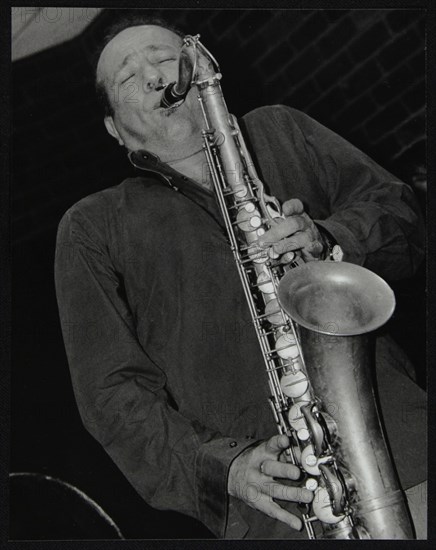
[8,3,429,542]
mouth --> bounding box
[153,100,184,114]
[152,82,174,111]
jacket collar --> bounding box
[128,149,225,229]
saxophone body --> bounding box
[161,35,414,539]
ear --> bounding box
[104,116,124,146]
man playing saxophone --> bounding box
[54,14,426,539]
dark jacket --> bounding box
[55,106,425,538]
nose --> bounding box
[143,66,167,93]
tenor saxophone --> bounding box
[159,35,414,539]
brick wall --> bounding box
[13,8,426,245]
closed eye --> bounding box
[121,74,135,84]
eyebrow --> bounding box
[113,45,174,83]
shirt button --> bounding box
[182,176,188,181]
[229,441,237,448]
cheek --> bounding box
[113,89,156,127]
[181,88,197,111]
[163,60,180,83]
[185,91,206,123]
[114,100,161,139]
[114,81,143,110]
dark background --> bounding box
[11,8,426,540]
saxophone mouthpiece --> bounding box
[160,82,186,109]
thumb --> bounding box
[282,198,304,216]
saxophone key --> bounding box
[301,444,320,476]
[256,271,275,294]
[282,251,297,263]
[319,463,347,516]
[312,487,345,524]
[264,298,286,326]
[256,227,265,237]
[305,454,317,467]
[250,217,262,229]
[297,427,311,441]
[305,478,319,492]
[223,183,248,198]
[275,332,299,359]
[235,203,262,232]
[288,401,310,431]
[279,369,308,398]
[301,404,328,455]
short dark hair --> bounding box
[94,12,185,117]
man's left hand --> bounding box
[258,199,326,262]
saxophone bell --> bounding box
[278,262,413,539]
[277,261,396,336]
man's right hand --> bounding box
[227,434,313,531]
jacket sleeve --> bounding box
[54,206,254,538]
[274,105,425,281]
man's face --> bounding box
[97,25,203,153]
